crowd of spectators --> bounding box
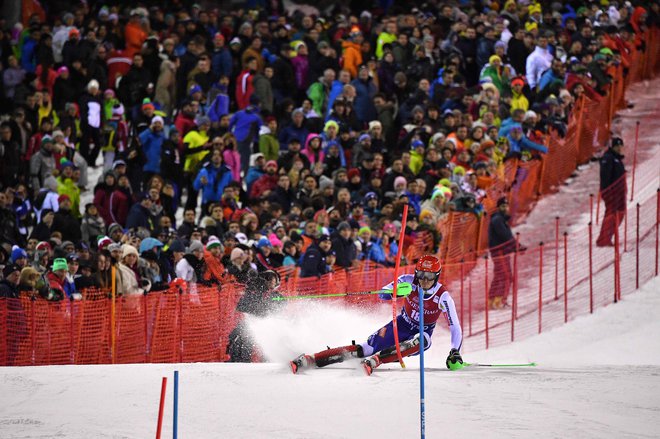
[0,0,657,301]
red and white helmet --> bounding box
[415,255,442,283]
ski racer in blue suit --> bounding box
[290,254,463,374]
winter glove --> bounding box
[446,348,464,371]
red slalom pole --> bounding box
[459,259,464,328]
[589,194,594,225]
[629,121,640,202]
[588,222,594,314]
[563,232,568,323]
[554,217,559,301]
[636,203,640,290]
[484,255,489,349]
[614,213,620,303]
[656,189,659,277]
[538,242,544,334]
[624,208,628,253]
[156,377,167,439]
[468,277,472,336]
[391,204,409,368]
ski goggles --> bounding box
[415,271,438,281]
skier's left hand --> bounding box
[446,348,463,370]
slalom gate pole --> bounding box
[418,275,426,439]
[630,121,640,202]
[391,204,409,369]
[111,265,116,364]
[588,222,594,314]
[554,217,559,301]
[156,377,167,439]
[636,204,640,290]
[563,232,568,324]
[173,371,179,439]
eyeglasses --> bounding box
[415,271,438,281]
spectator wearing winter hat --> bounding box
[229,95,263,174]
[81,203,106,247]
[138,115,166,185]
[300,234,334,278]
[226,247,255,284]
[351,133,373,168]
[79,79,103,166]
[249,160,280,199]
[0,263,21,298]
[56,159,81,218]
[194,148,233,218]
[201,235,225,285]
[45,258,68,301]
[175,240,206,284]
[254,237,277,272]
[10,246,28,268]
[116,244,146,296]
[29,135,57,192]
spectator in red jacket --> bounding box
[235,57,257,110]
[249,160,279,199]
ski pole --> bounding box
[464,362,537,368]
[272,282,413,301]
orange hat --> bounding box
[69,28,80,37]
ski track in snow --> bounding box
[6,74,660,439]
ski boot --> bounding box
[361,355,382,376]
[290,354,314,374]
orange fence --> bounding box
[1,29,659,366]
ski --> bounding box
[463,362,537,368]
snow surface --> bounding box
[0,276,658,439]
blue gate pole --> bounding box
[173,370,179,439]
[418,287,426,439]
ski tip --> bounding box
[530,362,538,367]
[362,362,373,376]
[290,361,299,375]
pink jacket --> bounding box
[223,149,241,181]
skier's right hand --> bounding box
[446,348,464,370]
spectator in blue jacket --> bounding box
[20,28,40,73]
[506,124,548,155]
[139,116,166,183]
[193,148,233,216]
[207,79,230,123]
[229,96,262,174]
[278,109,309,151]
[246,153,266,195]
[210,33,232,79]
[126,193,156,232]
[350,66,377,124]
[300,234,333,278]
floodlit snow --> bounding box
[0,276,658,439]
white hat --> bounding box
[235,232,248,245]
[151,116,164,126]
[206,235,222,249]
[121,244,138,259]
[87,79,100,91]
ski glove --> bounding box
[446,348,464,370]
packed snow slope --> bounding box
[1,276,659,439]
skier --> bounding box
[290,254,463,375]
